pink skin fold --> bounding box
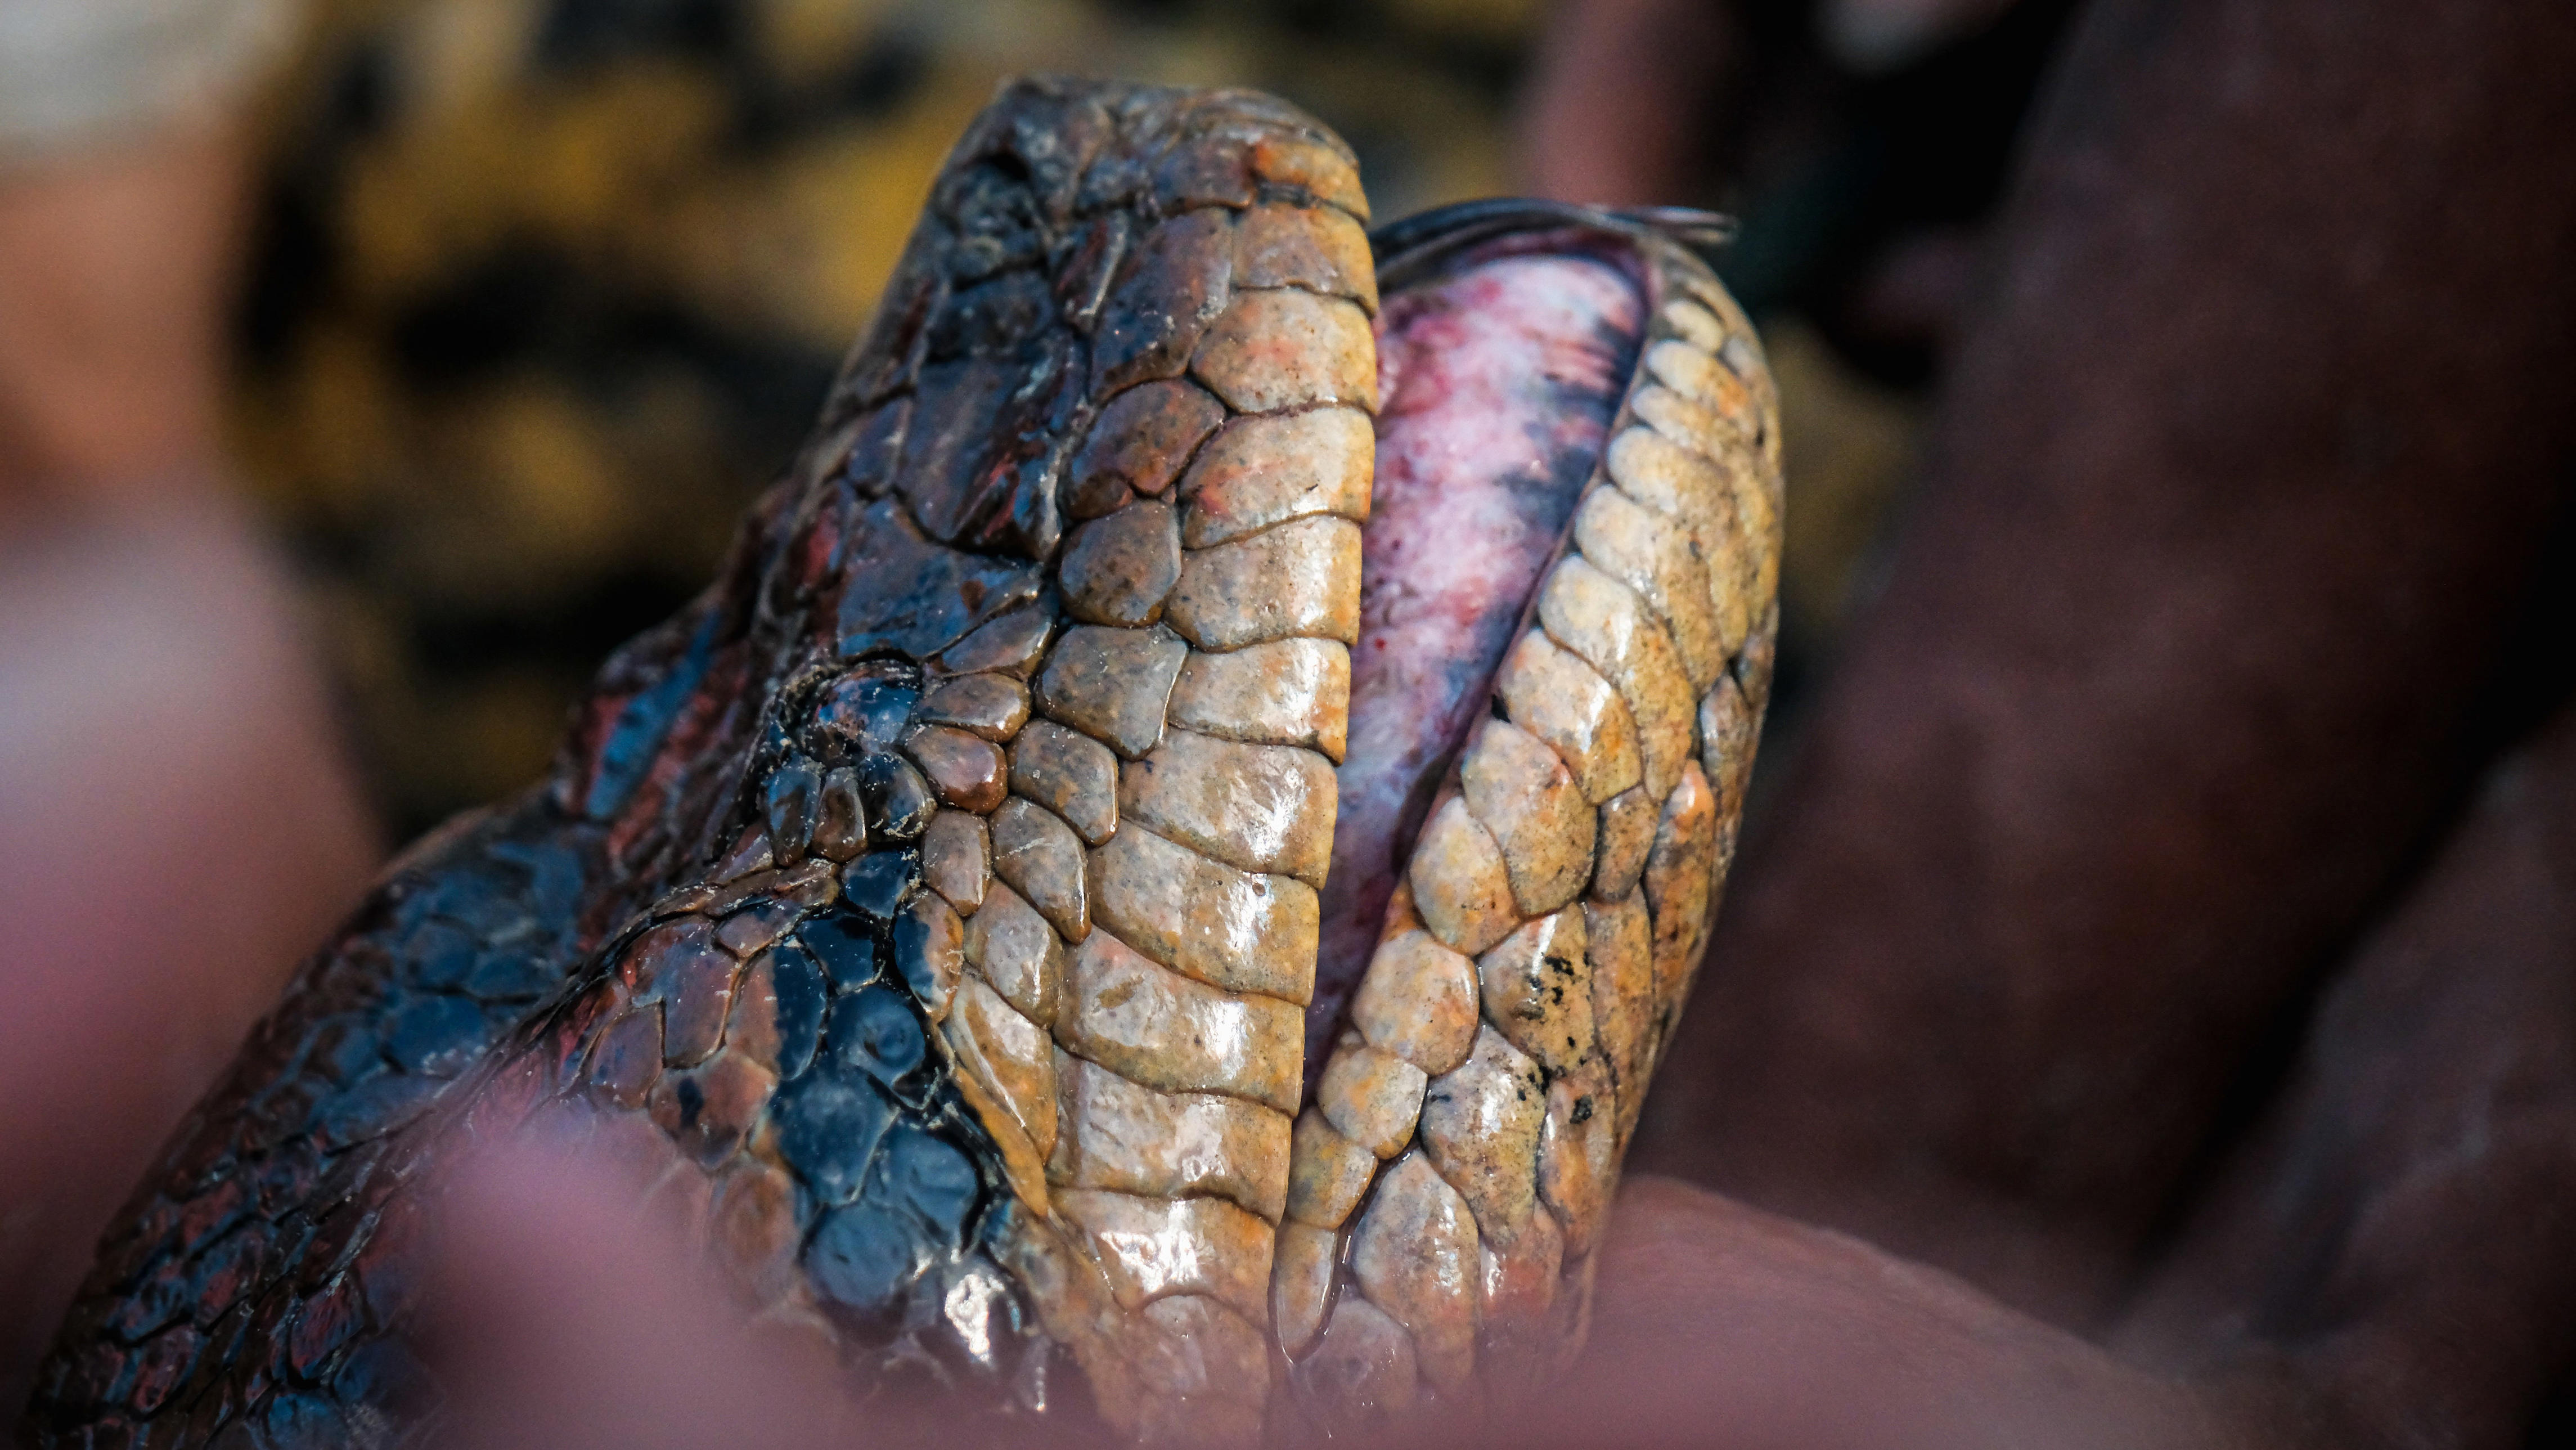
[1309,240,1646,1071]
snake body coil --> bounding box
[24,78,1779,1447]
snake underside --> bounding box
[23,77,1780,1448]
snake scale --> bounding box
[22,78,1780,1447]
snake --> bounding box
[21,77,1779,1447]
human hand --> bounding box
[0,509,380,1420]
[413,1134,2204,1450]
[0,125,246,519]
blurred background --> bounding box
[217,0,2059,834]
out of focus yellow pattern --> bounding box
[230,0,1534,829]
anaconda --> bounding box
[22,77,1779,1447]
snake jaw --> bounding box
[21,78,1775,1450]
[1261,212,1775,1432]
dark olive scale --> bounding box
[296,1018,382,1088]
[406,921,480,991]
[328,1337,434,1425]
[182,1225,273,1331]
[803,905,884,988]
[803,1128,984,1321]
[462,948,560,1003]
[803,1197,923,1318]
[856,752,938,841]
[313,1058,448,1150]
[936,595,1056,676]
[622,918,717,1004]
[837,850,920,926]
[252,1391,344,1447]
[939,161,1049,282]
[811,673,921,755]
[23,801,631,1444]
[797,1128,1020,1348]
[813,765,868,858]
[829,500,1048,661]
[774,1073,900,1207]
[870,1128,982,1249]
[890,912,955,1012]
[176,1180,254,1259]
[378,995,488,1078]
[824,989,931,1097]
[930,271,1059,359]
[767,942,830,1079]
[104,1260,188,1344]
[740,839,1020,1357]
[125,1322,200,1416]
[765,757,824,859]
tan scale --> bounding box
[961,128,1385,1441]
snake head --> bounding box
[21,76,1777,1450]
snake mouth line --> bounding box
[1309,227,1650,1085]
[21,78,1775,1450]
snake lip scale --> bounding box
[24,78,1779,1448]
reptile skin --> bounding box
[22,78,1780,1447]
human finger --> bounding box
[2115,699,2576,1449]
[1517,0,1740,207]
